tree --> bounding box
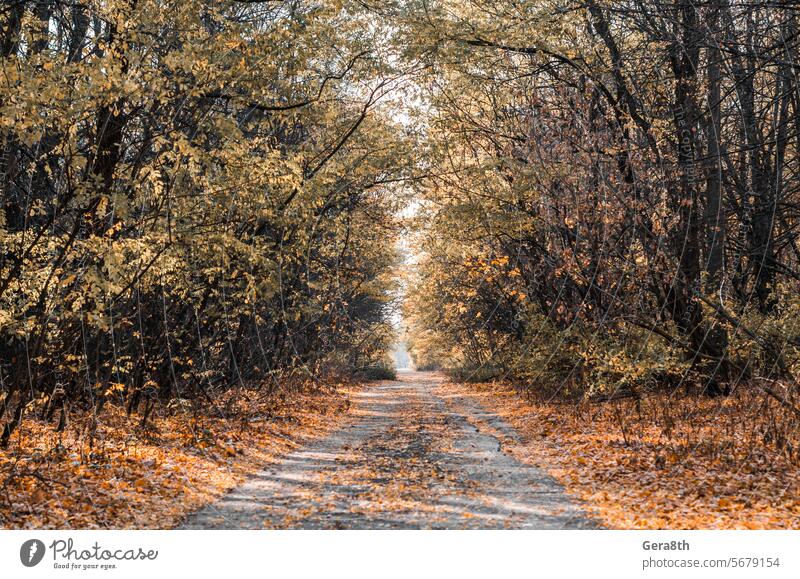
[0,0,411,443]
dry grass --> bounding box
[441,381,800,529]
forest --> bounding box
[2,0,800,529]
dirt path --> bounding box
[182,372,596,529]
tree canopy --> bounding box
[3,0,800,445]
[0,0,415,443]
[403,0,800,402]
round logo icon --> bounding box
[20,539,46,567]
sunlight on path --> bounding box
[182,372,595,529]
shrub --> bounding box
[354,364,397,381]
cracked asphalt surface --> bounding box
[182,371,596,529]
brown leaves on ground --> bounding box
[0,384,356,529]
[441,381,800,529]
[264,385,463,528]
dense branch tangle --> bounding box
[403,0,800,402]
[3,0,800,450]
[0,0,410,444]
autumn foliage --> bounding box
[3,0,800,529]
[0,1,409,448]
[404,1,800,407]
[445,380,800,528]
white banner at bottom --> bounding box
[1,530,797,578]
